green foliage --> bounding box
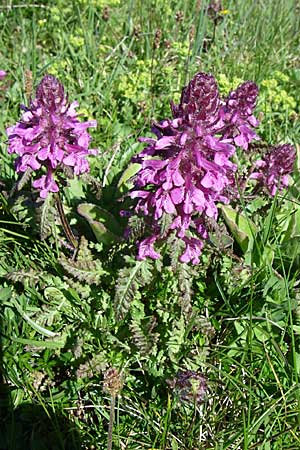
[221,205,257,253]
[117,162,141,192]
[36,193,57,240]
[77,202,122,244]
[5,268,43,287]
[114,256,153,320]
[59,235,106,285]
[11,168,33,194]
[129,315,159,356]
[260,72,297,116]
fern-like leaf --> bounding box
[177,263,195,318]
[76,235,92,261]
[5,268,59,289]
[10,168,33,195]
[130,316,158,356]
[6,268,42,287]
[63,277,92,299]
[127,215,146,242]
[114,257,153,320]
[9,192,35,225]
[167,233,185,269]
[36,193,57,240]
[59,236,106,285]
[166,234,195,318]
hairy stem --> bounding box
[55,192,78,250]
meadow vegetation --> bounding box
[0,1,300,449]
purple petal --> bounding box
[155,136,176,149]
[137,236,161,260]
[0,70,7,80]
[170,187,184,204]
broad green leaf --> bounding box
[117,162,141,192]
[262,199,276,244]
[278,211,295,242]
[234,320,247,339]
[282,205,300,242]
[12,337,66,349]
[253,325,268,343]
[247,197,267,213]
[77,203,122,244]
[280,206,300,259]
[67,177,85,199]
[221,205,257,253]
[0,286,12,302]
[293,325,300,335]
[260,243,275,266]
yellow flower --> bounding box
[220,9,230,15]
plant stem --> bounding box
[55,192,78,250]
[107,394,116,450]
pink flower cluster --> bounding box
[130,72,260,264]
[7,75,97,198]
[250,144,295,196]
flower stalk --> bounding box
[107,394,116,450]
[55,192,78,250]
[103,368,123,450]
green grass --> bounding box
[1,0,300,449]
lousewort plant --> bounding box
[129,72,295,264]
[6,75,97,198]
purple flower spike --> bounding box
[171,72,220,125]
[128,72,261,263]
[220,81,260,150]
[7,74,97,197]
[250,144,295,196]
